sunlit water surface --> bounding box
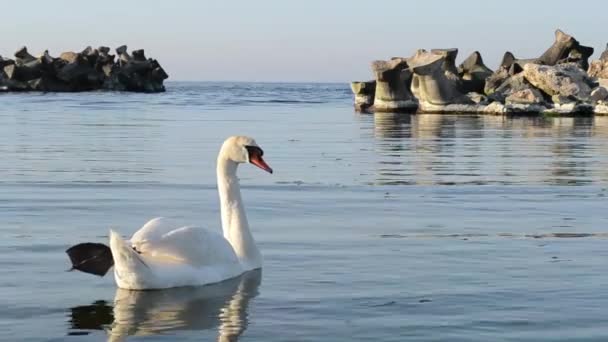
[1,82,608,341]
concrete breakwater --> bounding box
[0,45,168,93]
[351,29,608,115]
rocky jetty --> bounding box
[0,45,168,93]
[351,29,608,115]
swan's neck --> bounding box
[217,157,261,269]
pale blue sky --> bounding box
[1,0,606,82]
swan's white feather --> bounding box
[132,222,240,268]
[111,224,243,289]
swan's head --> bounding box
[220,136,273,174]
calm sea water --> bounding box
[1,82,608,341]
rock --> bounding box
[0,45,168,92]
[467,92,489,104]
[559,45,594,70]
[7,46,45,81]
[56,55,104,90]
[350,81,376,112]
[538,29,584,66]
[458,51,493,94]
[98,46,111,55]
[116,45,131,66]
[60,52,79,64]
[511,59,536,75]
[151,62,169,82]
[0,55,14,69]
[505,88,545,105]
[348,29,601,115]
[119,53,131,67]
[430,48,459,76]
[590,87,608,103]
[523,63,593,102]
[577,46,595,67]
[1,78,29,91]
[600,44,608,61]
[485,67,510,96]
[101,63,114,77]
[545,102,593,115]
[104,56,168,93]
[132,49,147,62]
[551,94,578,104]
[485,52,528,95]
[14,46,36,65]
[588,60,608,79]
[370,58,417,112]
[116,45,128,55]
[487,73,539,103]
[488,74,530,99]
[3,64,16,79]
[82,47,100,66]
[501,51,539,74]
[3,61,43,81]
[484,101,506,114]
[588,46,608,79]
[40,50,55,66]
[408,50,471,106]
[505,103,548,114]
[81,46,94,56]
[490,30,592,77]
[595,103,608,115]
[500,52,516,69]
[27,76,72,92]
[93,47,113,69]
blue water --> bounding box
[1,82,608,341]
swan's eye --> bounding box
[245,146,263,157]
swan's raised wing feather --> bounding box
[131,217,179,243]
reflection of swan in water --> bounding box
[69,270,261,341]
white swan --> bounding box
[66,136,272,290]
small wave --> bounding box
[379,232,608,239]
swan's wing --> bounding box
[132,226,239,268]
[131,217,179,243]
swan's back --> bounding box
[132,225,239,268]
[111,218,242,289]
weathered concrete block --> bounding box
[408,50,471,107]
[350,81,376,112]
[370,58,417,112]
[458,51,493,94]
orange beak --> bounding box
[250,154,273,174]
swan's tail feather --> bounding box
[65,242,114,277]
[109,230,153,288]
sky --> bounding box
[1,0,607,82]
